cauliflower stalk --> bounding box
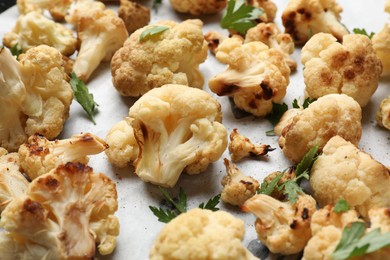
[105,84,228,188]
[169,0,227,15]
[209,36,290,116]
[0,162,119,258]
[376,95,390,130]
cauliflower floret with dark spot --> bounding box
[204,30,228,55]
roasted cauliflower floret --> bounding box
[118,0,150,34]
[0,46,73,152]
[18,133,108,180]
[310,135,390,218]
[372,24,390,77]
[274,108,301,136]
[247,0,277,23]
[262,169,296,200]
[245,22,297,72]
[150,208,257,260]
[279,94,362,163]
[0,162,119,258]
[169,0,227,15]
[221,159,259,206]
[17,0,72,21]
[209,36,290,116]
[111,19,208,97]
[301,33,382,107]
[386,0,390,13]
[2,11,77,56]
[204,30,228,55]
[243,194,316,255]
[65,0,106,26]
[73,9,128,82]
[376,95,390,130]
[281,0,349,45]
[105,84,228,188]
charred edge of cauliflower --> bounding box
[376,95,390,130]
[204,31,228,55]
[169,0,227,15]
[118,0,150,34]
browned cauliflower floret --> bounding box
[245,22,297,72]
[372,24,390,77]
[310,135,390,218]
[301,33,382,107]
[105,84,228,188]
[221,159,259,206]
[281,0,349,45]
[150,208,257,260]
[279,94,362,163]
[229,128,273,161]
[18,133,108,180]
[243,194,316,255]
[376,95,390,130]
[204,30,228,55]
[169,0,227,15]
[247,0,277,23]
[2,11,77,56]
[0,162,119,258]
[111,19,208,97]
[0,46,73,152]
[274,108,301,136]
[209,36,290,116]
[118,0,150,34]
[17,0,72,21]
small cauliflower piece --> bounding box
[0,162,119,258]
[150,208,257,260]
[262,169,296,200]
[279,94,362,163]
[204,30,228,55]
[229,128,273,161]
[243,194,316,255]
[17,0,72,21]
[245,22,297,72]
[18,133,108,180]
[106,84,228,188]
[310,135,390,218]
[274,108,301,136]
[111,19,208,97]
[247,0,277,23]
[0,46,73,152]
[169,0,227,15]
[73,9,128,82]
[209,36,290,116]
[376,95,390,130]
[118,0,150,34]
[2,11,77,56]
[301,33,382,107]
[372,24,390,77]
[221,159,259,206]
[65,0,106,25]
[281,0,349,45]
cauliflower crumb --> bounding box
[118,0,150,34]
[169,0,227,15]
[376,95,390,130]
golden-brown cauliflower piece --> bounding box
[111,19,208,97]
[301,33,382,107]
[2,11,77,56]
[274,108,301,136]
[310,135,390,218]
[0,162,119,258]
[386,0,390,13]
[65,0,106,26]
[209,36,290,116]
[18,133,108,180]
[17,0,72,21]
[150,208,257,260]
[243,194,316,255]
[118,0,150,34]
[281,0,349,45]
[372,24,390,77]
[247,0,277,23]
[278,94,362,163]
[204,30,228,55]
[245,22,297,72]
[169,0,227,15]
[105,84,228,188]
[376,95,390,130]
[221,159,259,206]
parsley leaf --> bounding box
[139,25,169,42]
[199,194,221,211]
[295,144,319,177]
[220,0,264,34]
[70,72,98,124]
[258,172,283,195]
[278,180,303,204]
[152,0,162,12]
[265,129,276,136]
[10,44,23,59]
[292,97,317,109]
[266,102,288,126]
[334,199,350,213]
[159,187,187,214]
[353,28,375,39]
[148,206,177,223]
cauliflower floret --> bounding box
[204,30,228,55]
[111,19,208,97]
[301,33,382,107]
[0,162,119,258]
[17,0,72,21]
[245,22,297,72]
[221,159,259,206]
[243,194,316,255]
[0,46,73,152]
[229,128,274,161]
[281,0,349,45]
[118,0,150,34]
[65,0,106,25]
[262,169,296,200]
[310,135,390,218]
[372,24,390,77]
[18,133,108,180]
[274,108,301,136]
[209,36,290,116]
[169,0,227,15]
[247,0,277,23]
[2,11,77,56]
[376,95,390,130]
[105,84,228,188]
[386,0,390,13]
[150,208,257,260]
[278,94,362,163]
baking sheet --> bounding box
[0,0,389,259]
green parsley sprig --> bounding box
[199,194,221,211]
[10,43,23,60]
[333,199,350,213]
[353,28,375,39]
[152,0,162,12]
[266,102,288,126]
[292,97,317,109]
[139,26,169,42]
